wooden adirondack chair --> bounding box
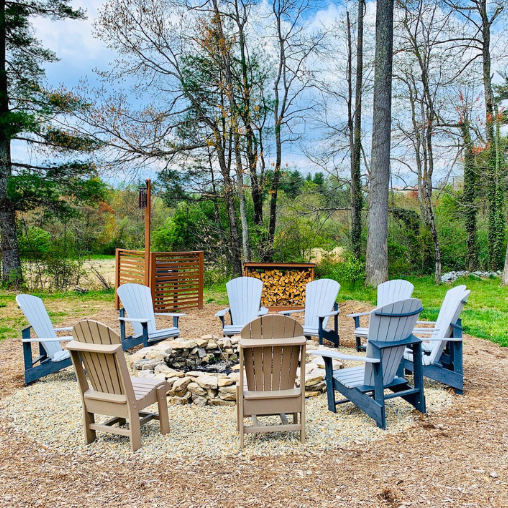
[399,285,470,394]
[215,277,268,337]
[312,298,426,429]
[67,320,170,452]
[237,315,306,448]
[279,279,341,346]
[348,279,414,352]
[117,283,185,349]
[16,294,74,385]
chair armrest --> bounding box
[310,350,380,363]
[318,310,340,318]
[54,327,73,332]
[278,309,304,316]
[22,336,73,343]
[346,311,370,318]
[258,307,269,316]
[240,337,306,348]
[215,308,230,318]
[370,336,421,350]
[155,313,187,317]
[67,341,122,354]
[421,337,462,342]
[118,317,150,323]
[416,321,437,325]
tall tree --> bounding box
[266,0,322,260]
[350,0,365,259]
[365,0,394,286]
[0,0,98,286]
[444,0,505,269]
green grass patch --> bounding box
[0,289,115,342]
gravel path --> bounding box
[0,300,507,507]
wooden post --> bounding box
[144,179,151,287]
[150,252,157,312]
[198,251,204,309]
[115,249,120,309]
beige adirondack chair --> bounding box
[237,315,306,448]
[67,320,170,452]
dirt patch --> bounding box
[1,300,507,507]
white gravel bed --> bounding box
[1,364,452,461]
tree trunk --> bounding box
[234,132,250,262]
[365,0,393,287]
[479,0,505,270]
[460,120,478,271]
[351,0,364,259]
[502,241,508,285]
[0,0,22,286]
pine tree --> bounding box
[0,0,101,286]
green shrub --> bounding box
[316,255,365,288]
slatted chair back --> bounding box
[241,316,304,393]
[227,277,263,326]
[304,279,341,330]
[427,286,470,365]
[377,280,414,307]
[117,283,156,337]
[241,314,304,340]
[71,320,134,401]
[365,299,423,386]
[16,294,62,360]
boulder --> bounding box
[167,392,191,405]
[187,382,207,396]
[209,399,235,407]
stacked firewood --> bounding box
[248,269,312,307]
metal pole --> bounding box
[144,179,151,286]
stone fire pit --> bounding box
[128,335,343,406]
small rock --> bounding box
[209,399,235,407]
[219,385,237,401]
[196,375,218,390]
[490,472,499,478]
[191,395,208,406]
[187,383,207,396]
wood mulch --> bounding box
[0,300,507,507]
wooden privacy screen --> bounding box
[115,249,204,311]
[243,262,315,311]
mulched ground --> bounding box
[1,300,507,507]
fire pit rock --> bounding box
[128,335,343,406]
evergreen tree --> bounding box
[0,0,100,286]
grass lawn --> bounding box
[340,275,508,347]
[1,275,507,347]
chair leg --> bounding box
[300,399,306,444]
[239,395,244,449]
[236,385,240,431]
[84,411,96,444]
[156,386,170,435]
[129,413,142,452]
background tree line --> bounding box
[0,0,507,289]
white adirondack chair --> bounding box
[348,279,414,351]
[16,294,74,385]
[279,279,341,346]
[312,298,426,429]
[117,283,185,349]
[399,285,470,394]
[215,277,268,337]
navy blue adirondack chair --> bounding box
[117,283,185,349]
[17,294,74,385]
[399,285,470,395]
[312,298,426,429]
[279,279,341,346]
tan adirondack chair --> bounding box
[67,320,170,452]
[237,315,306,448]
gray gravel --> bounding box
[1,362,452,460]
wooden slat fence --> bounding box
[115,249,204,311]
[150,251,204,312]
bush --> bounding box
[316,255,365,288]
